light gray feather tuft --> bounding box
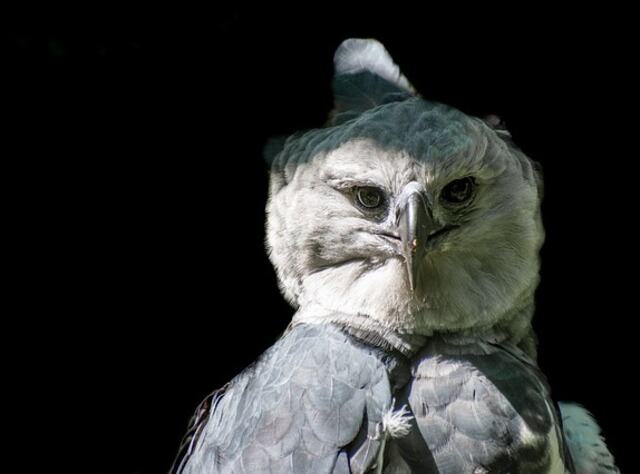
[334,38,416,94]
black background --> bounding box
[10,6,632,473]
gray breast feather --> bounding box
[389,339,572,474]
[173,324,393,474]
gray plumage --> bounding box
[390,338,571,473]
[172,38,618,473]
[173,323,401,473]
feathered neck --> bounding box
[291,298,539,360]
[291,303,427,357]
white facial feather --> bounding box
[266,40,544,349]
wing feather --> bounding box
[173,323,393,473]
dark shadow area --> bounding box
[9,6,631,472]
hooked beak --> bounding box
[397,191,433,292]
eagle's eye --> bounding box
[355,186,385,209]
[441,177,475,204]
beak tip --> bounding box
[404,257,415,292]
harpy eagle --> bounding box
[171,39,619,474]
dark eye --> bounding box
[441,177,475,204]
[355,186,384,209]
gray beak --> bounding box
[397,191,432,292]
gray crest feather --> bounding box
[330,39,417,125]
[334,39,416,95]
[263,135,289,166]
